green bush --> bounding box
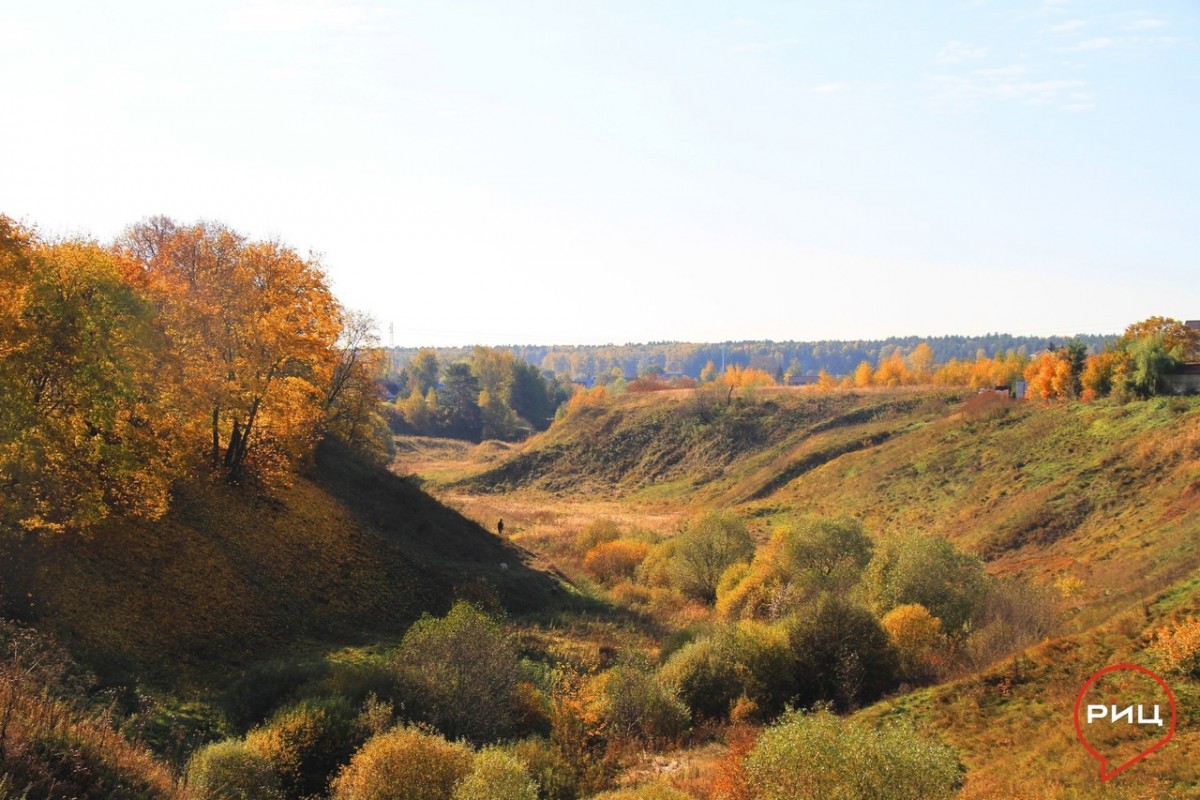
[224,657,331,728]
[453,748,539,800]
[636,539,678,589]
[393,601,523,742]
[600,660,690,746]
[659,623,794,721]
[330,725,473,800]
[780,516,873,594]
[184,739,283,800]
[786,595,899,711]
[245,695,365,799]
[716,518,873,621]
[746,709,961,800]
[861,531,988,636]
[669,511,754,603]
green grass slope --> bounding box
[0,441,568,683]
[455,388,959,502]
[458,390,1199,620]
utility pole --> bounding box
[388,322,396,375]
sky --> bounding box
[1,1,1197,346]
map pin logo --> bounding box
[1073,663,1177,781]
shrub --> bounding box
[779,517,873,594]
[330,725,473,800]
[669,512,755,603]
[393,600,523,742]
[505,737,578,800]
[184,739,283,800]
[965,579,1058,671]
[576,518,622,552]
[861,531,988,636]
[600,660,690,746]
[245,695,365,799]
[746,709,961,800]
[636,540,678,589]
[660,623,795,721]
[583,540,651,586]
[1150,616,1200,678]
[786,595,899,711]
[881,603,942,680]
[453,748,538,800]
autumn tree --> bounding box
[399,388,434,433]
[874,348,907,387]
[853,361,873,388]
[721,365,776,389]
[324,309,391,463]
[120,219,342,485]
[0,216,32,360]
[1120,316,1200,361]
[882,603,943,680]
[1023,350,1073,400]
[906,342,934,383]
[0,234,176,530]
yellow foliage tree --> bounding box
[0,235,176,530]
[853,361,874,388]
[906,342,934,383]
[121,219,342,485]
[874,349,907,387]
[721,364,776,389]
[1024,351,1072,400]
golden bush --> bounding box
[583,540,651,585]
[330,725,473,800]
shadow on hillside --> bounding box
[311,440,580,617]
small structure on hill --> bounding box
[1166,363,1200,395]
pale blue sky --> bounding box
[2,1,1197,345]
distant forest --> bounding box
[387,334,1117,383]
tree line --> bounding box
[387,332,1116,385]
[0,215,389,533]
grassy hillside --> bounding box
[452,388,959,501]
[433,387,1200,797]
[0,440,569,684]
[449,389,1200,620]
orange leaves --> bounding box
[582,540,651,586]
[121,218,343,485]
[1023,350,1074,400]
[565,385,608,414]
[1149,616,1200,678]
